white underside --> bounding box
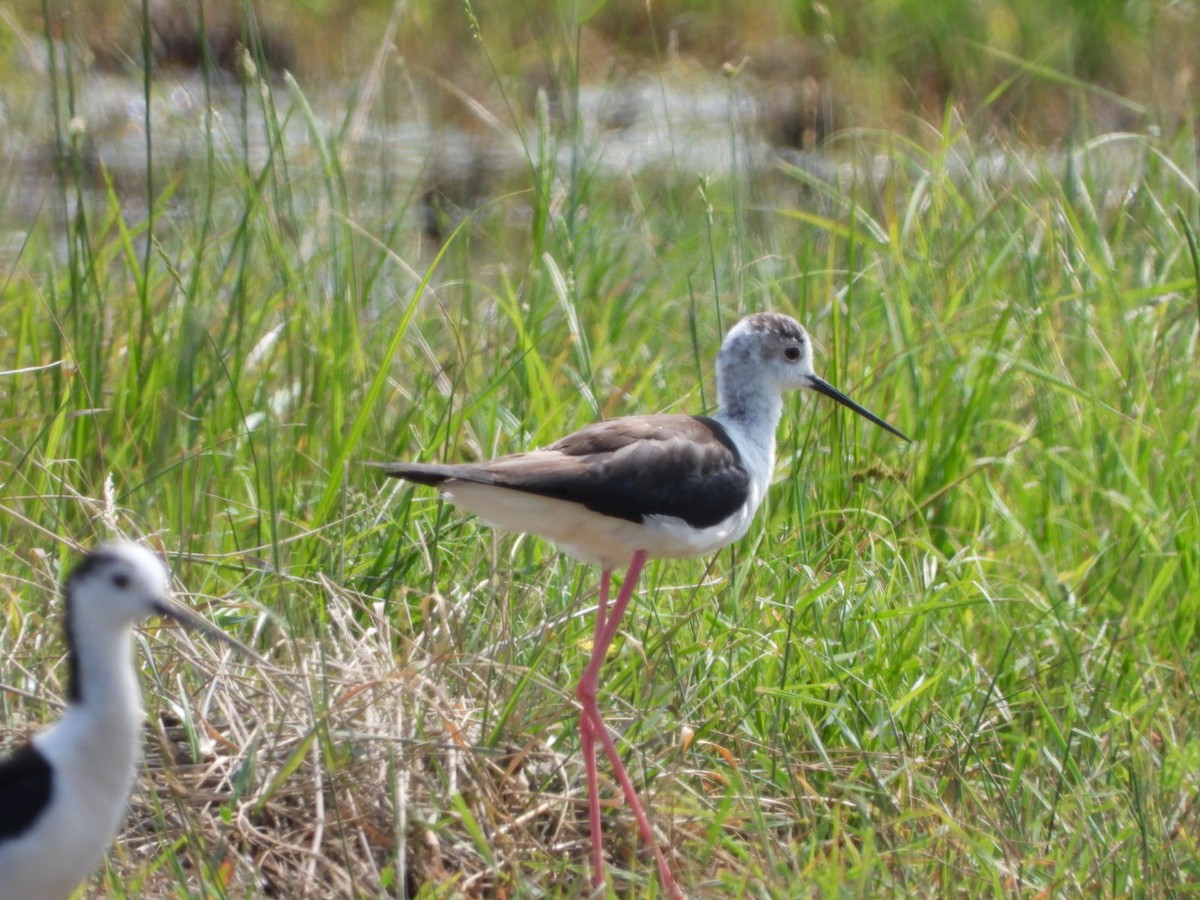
[0,703,140,899]
[443,481,761,569]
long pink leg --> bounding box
[575,550,682,899]
[580,568,611,890]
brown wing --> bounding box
[380,414,751,528]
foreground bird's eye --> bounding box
[784,345,801,361]
[111,572,130,589]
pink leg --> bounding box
[575,551,681,899]
[580,569,611,891]
[594,568,610,639]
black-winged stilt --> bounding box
[0,541,262,899]
[379,312,909,896]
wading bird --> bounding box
[0,541,262,899]
[379,312,909,897]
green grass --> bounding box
[1,3,1199,897]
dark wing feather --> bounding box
[0,743,54,840]
[381,415,750,529]
[371,461,462,487]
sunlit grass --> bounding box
[0,3,1198,897]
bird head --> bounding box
[720,312,910,441]
[65,541,264,660]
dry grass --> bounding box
[111,561,586,897]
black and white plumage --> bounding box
[392,414,754,562]
[0,541,261,900]
[379,311,909,897]
[385,313,908,569]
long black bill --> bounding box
[807,375,911,441]
[152,598,268,665]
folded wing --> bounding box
[382,414,750,529]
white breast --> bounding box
[0,714,140,899]
[444,477,763,569]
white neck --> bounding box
[72,623,144,723]
[36,615,144,802]
[712,356,785,498]
[15,621,145,900]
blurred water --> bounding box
[0,66,1154,268]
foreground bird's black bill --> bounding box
[151,599,268,664]
[807,375,910,441]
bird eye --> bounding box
[784,345,801,361]
[111,572,131,589]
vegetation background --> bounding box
[0,0,1197,896]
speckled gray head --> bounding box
[718,312,910,441]
[719,312,810,368]
[737,311,809,343]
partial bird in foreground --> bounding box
[0,541,263,900]
[378,312,910,897]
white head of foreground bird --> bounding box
[0,541,263,900]
[378,311,910,898]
